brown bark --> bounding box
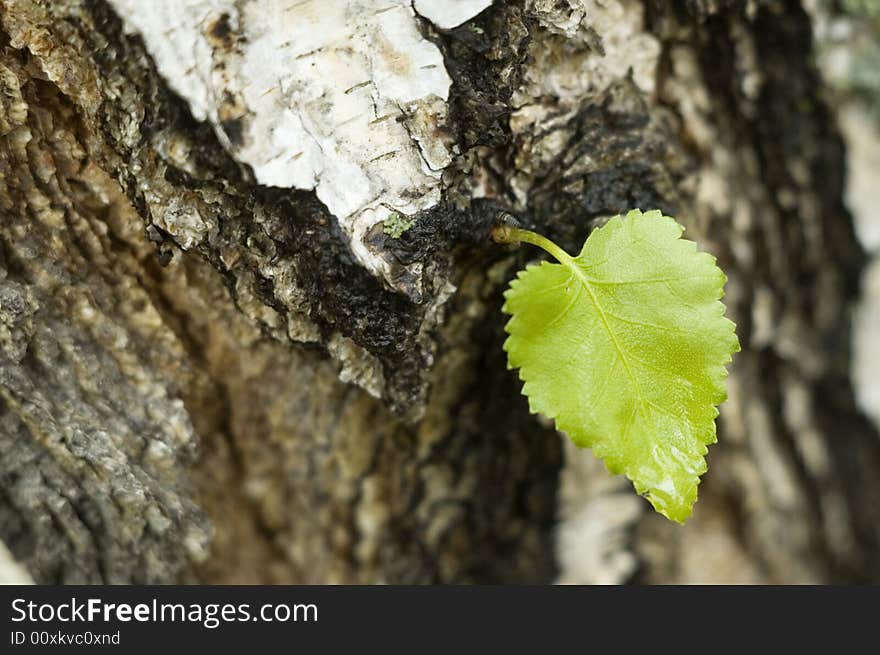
[0,0,878,584]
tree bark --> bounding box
[1,0,878,584]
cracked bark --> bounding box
[0,0,878,584]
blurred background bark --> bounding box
[1,0,879,584]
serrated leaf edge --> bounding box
[501,210,740,522]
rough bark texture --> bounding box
[1,0,878,584]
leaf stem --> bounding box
[490,225,573,265]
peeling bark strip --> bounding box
[1,0,879,584]
[107,0,469,291]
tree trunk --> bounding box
[1,0,878,584]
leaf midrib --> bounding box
[557,252,645,415]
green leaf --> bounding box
[502,209,739,522]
